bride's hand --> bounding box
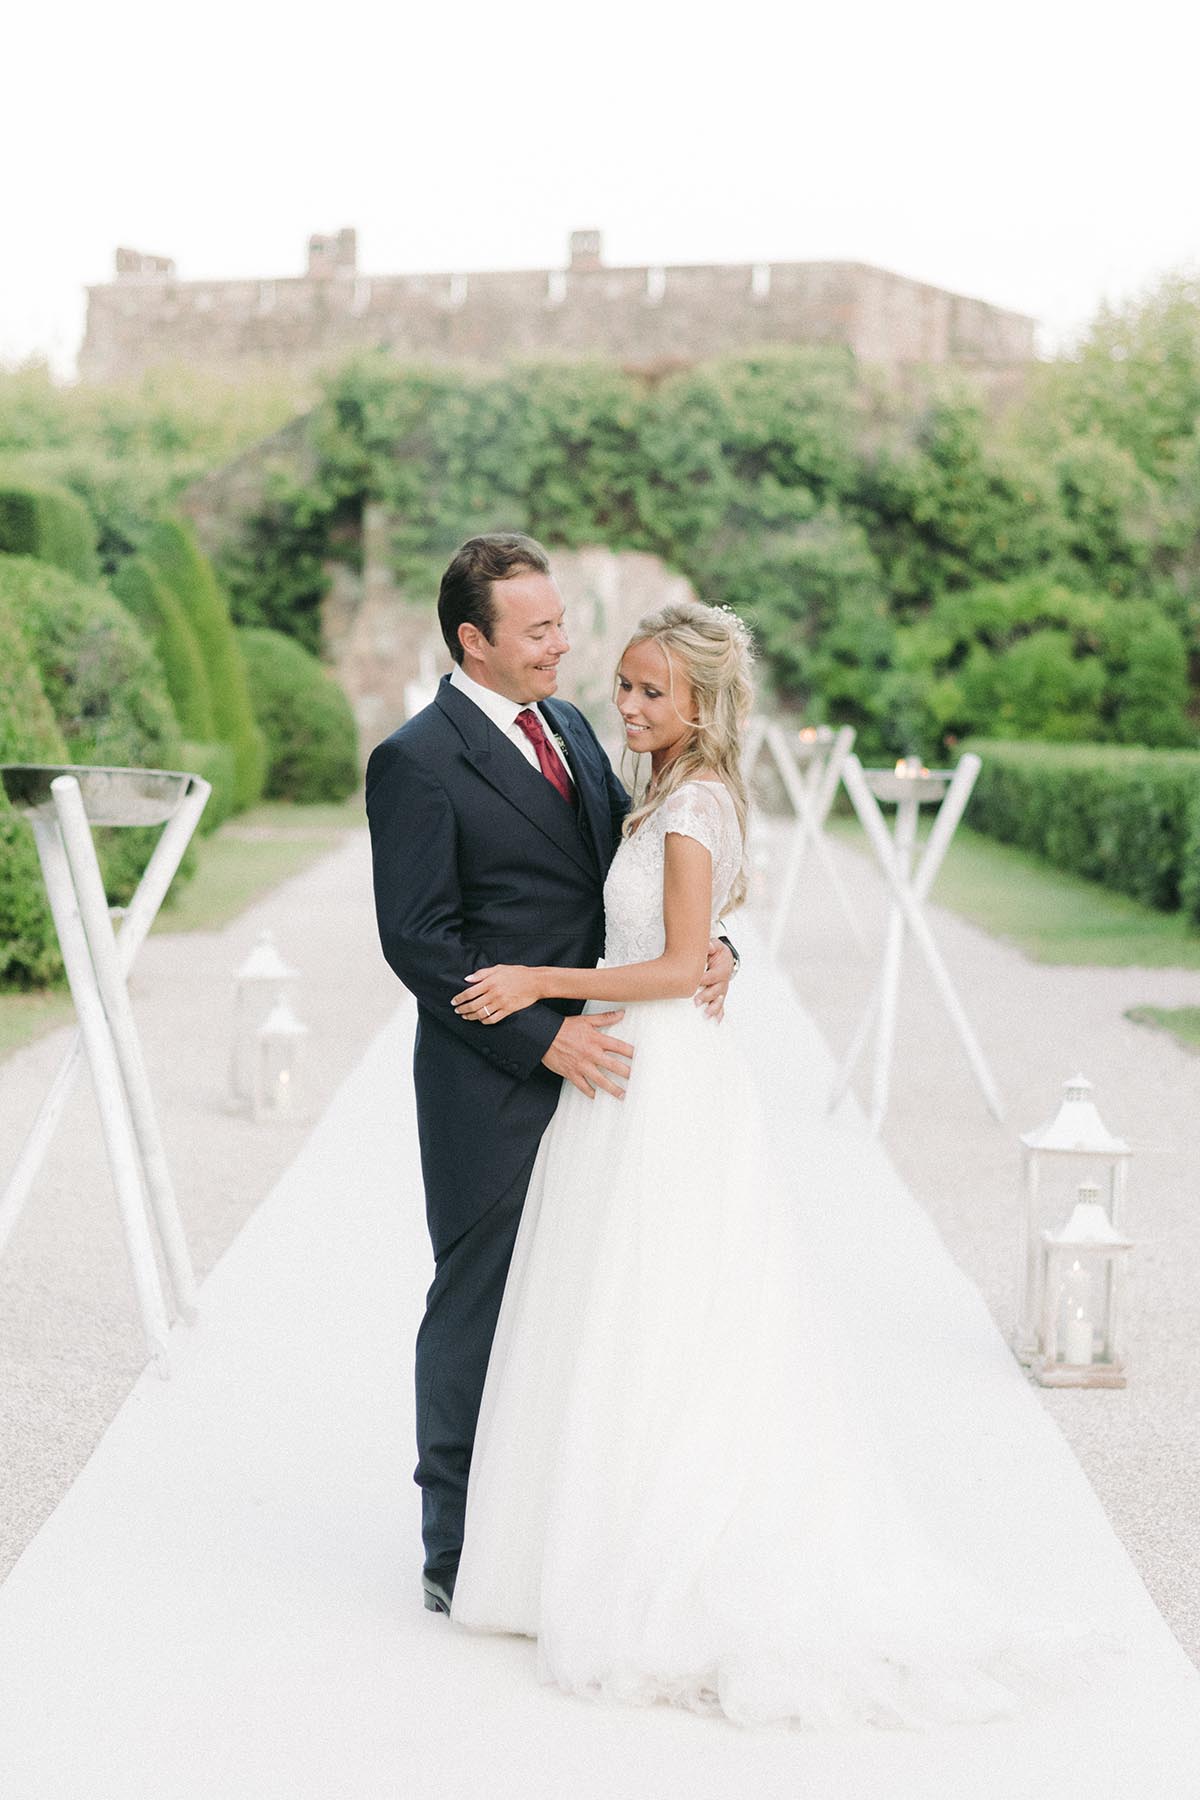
[452,965,544,1024]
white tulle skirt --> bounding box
[452,991,1117,1729]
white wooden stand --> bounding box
[0,765,210,1377]
[744,720,863,955]
[828,752,1004,1135]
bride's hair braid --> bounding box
[618,599,756,910]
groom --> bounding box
[365,533,735,1614]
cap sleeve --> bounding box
[659,782,728,862]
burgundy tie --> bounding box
[515,709,576,808]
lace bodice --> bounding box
[602,781,743,967]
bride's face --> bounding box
[615,638,698,763]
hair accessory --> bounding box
[715,603,755,652]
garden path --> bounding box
[1,825,1199,1796]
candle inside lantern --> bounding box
[1034,1179,1132,1389]
[253,997,309,1122]
[799,726,818,742]
[1060,1256,1094,1364]
[261,1047,295,1117]
[1064,1308,1095,1365]
[893,755,930,778]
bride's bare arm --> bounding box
[451,833,714,1024]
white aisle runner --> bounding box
[0,945,1198,1800]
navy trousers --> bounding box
[413,1145,539,1578]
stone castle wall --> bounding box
[80,231,1035,382]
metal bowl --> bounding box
[863,769,951,805]
[0,765,195,827]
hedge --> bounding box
[0,556,184,910]
[0,479,99,581]
[0,601,69,986]
[142,518,265,810]
[237,627,359,803]
[112,554,216,741]
[179,739,237,834]
[965,739,1200,920]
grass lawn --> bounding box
[1124,1006,1200,1054]
[153,796,364,935]
[0,796,364,1062]
[0,988,76,1060]
[828,815,1200,970]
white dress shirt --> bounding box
[449,664,575,787]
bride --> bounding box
[447,598,1113,1730]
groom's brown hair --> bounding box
[438,533,551,664]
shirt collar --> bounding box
[449,664,547,736]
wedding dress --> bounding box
[452,780,1114,1729]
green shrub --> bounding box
[1102,602,1194,747]
[0,365,303,578]
[238,627,359,802]
[0,604,69,987]
[892,578,1195,757]
[142,518,265,810]
[0,479,99,581]
[856,394,1062,616]
[1049,434,1162,596]
[217,462,337,657]
[2,448,178,575]
[965,739,1200,919]
[178,739,237,833]
[715,513,897,755]
[0,556,183,908]
[112,554,216,741]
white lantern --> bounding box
[252,998,310,1122]
[1036,1182,1133,1388]
[230,931,300,1108]
[1014,1074,1131,1363]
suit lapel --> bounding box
[435,679,596,877]
[541,697,613,876]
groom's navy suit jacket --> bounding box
[366,676,630,1258]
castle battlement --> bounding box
[79,229,1035,383]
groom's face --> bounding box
[463,570,570,705]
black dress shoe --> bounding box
[422,1570,456,1615]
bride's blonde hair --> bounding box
[619,599,755,910]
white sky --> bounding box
[5,0,1199,375]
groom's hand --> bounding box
[542,1012,633,1100]
[696,938,734,1021]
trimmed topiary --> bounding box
[0,556,184,908]
[178,739,237,834]
[112,554,217,742]
[237,626,359,803]
[0,602,69,987]
[141,518,265,811]
[0,479,100,581]
[965,739,1200,919]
